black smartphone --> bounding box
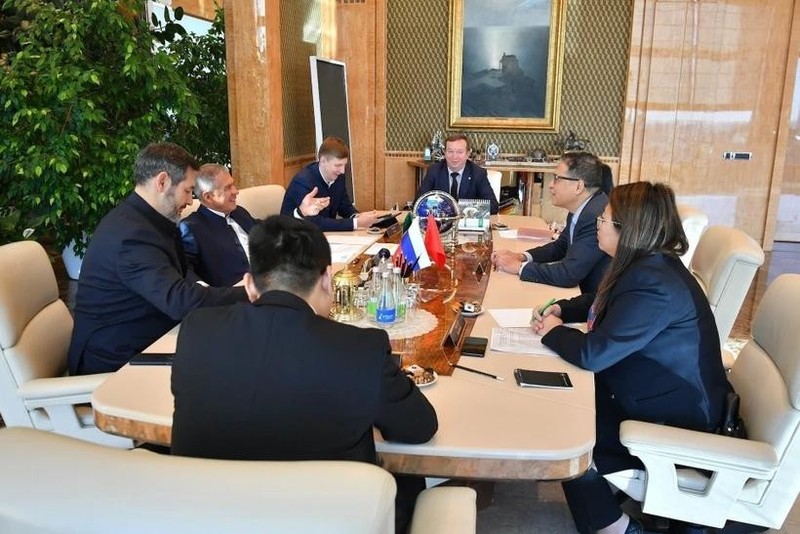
[129,353,175,366]
[461,336,488,357]
[513,369,573,389]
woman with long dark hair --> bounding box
[532,181,731,534]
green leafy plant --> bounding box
[0,0,200,256]
[164,5,230,165]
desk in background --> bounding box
[92,216,593,481]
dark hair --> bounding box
[560,151,602,191]
[134,142,200,186]
[599,162,614,195]
[593,181,688,317]
[248,215,332,295]
[318,137,350,160]
[445,133,470,150]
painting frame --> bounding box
[448,0,567,131]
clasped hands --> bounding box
[530,301,563,337]
[491,249,524,274]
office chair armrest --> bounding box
[18,374,113,408]
[620,420,778,478]
[410,487,477,534]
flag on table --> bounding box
[424,213,446,268]
[393,217,431,273]
[401,211,413,233]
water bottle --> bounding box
[392,266,406,323]
[366,267,379,318]
[376,272,396,326]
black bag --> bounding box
[717,391,747,439]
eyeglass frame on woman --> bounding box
[596,215,622,230]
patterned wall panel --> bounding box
[281,0,318,158]
[386,0,632,156]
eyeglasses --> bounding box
[553,174,581,183]
[596,215,622,230]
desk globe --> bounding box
[411,191,461,302]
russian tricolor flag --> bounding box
[393,217,432,273]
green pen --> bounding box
[538,298,557,315]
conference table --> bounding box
[91,215,595,481]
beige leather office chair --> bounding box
[689,226,764,350]
[180,198,201,219]
[237,184,286,219]
[486,169,502,202]
[676,203,709,267]
[605,274,800,531]
[0,241,130,448]
[0,427,477,534]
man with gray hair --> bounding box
[492,151,611,293]
[180,164,329,286]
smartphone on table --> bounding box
[460,336,488,357]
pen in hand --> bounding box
[531,298,557,324]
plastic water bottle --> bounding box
[366,267,379,318]
[376,272,396,326]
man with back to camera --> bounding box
[417,133,500,214]
[280,136,381,231]
[491,151,611,293]
[68,143,249,375]
[179,163,330,286]
[170,215,438,532]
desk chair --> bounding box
[689,226,764,365]
[486,170,502,202]
[180,198,201,219]
[0,241,130,448]
[237,184,286,219]
[605,274,800,532]
[0,427,477,534]
[677,203,709,267]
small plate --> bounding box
[403,364,438,387]
[456,301,484,317]
[367,227,384,235]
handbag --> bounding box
[717,391,747,439]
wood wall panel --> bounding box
[224,0,284,188]
[621,0,796,248]
[174,0,215,20]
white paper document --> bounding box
[329,243,366,264]
[325,234,376,246]
[490,327,558,356]
[488,308,533,328]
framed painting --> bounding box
[448,0,566,131]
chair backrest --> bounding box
[728,274,800,526]
[676,203,708,267]
[0,242,73,427]
[0,427,397,534]
[486,170,502,202]
[690,225,764,345]
[237,184,286,219]
[180,198,201,219]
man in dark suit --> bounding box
[492,151,610,293]
[280,136,381,231]
[67,143,248,375]
[179,164,330,287]
[171,215,437,532]
[417,133,499,214]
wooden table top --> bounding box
[92,215,594,480]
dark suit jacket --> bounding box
[171,290,438,463]
[417,160,499,214]
[542,253,732,474]
[521,191,610,293]
[67,193,247,375]
[280,162,357,232]
[179,205,257,287]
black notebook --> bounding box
[129,353,174,366]
[513,368,573,389]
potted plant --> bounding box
[0,0,200,269]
